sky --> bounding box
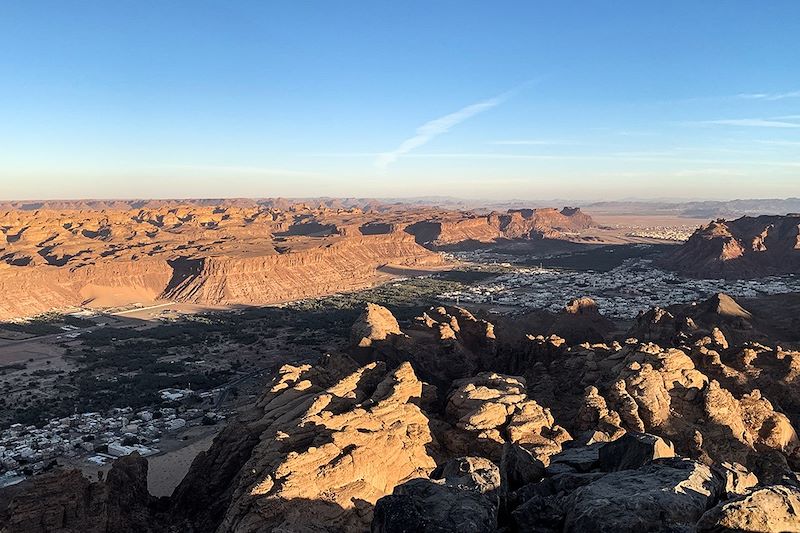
[1,1,799,201]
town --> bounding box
[0,387,225,488]
[439,257,800,319]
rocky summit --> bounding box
[662,214,800,279]
[3,299,800,532]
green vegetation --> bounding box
[289,274,472,321]
[1,267,499,429]
[0,312,96,337]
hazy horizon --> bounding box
[2,2,799,200]
[2,194,800,206]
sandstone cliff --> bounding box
[0,205,445,320]
[404,207,596,247]
[661,214,800,278]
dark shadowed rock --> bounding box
[546,442,603,475]
[501,442,545,493]
[563,458,722,532]
[371,457,500,533]
[597,432,675,472]
[0,454,156,533]
[511,472,605,531]
[500,442,545,520]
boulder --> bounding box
[371,457,500,533]
[500,442,545,494]
[351,302,402,347]
[499,443,545,518]
[563,458,722,532]
[697,485,800,532]
[546,443,603,475]
[597,432,675,472]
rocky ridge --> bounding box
[661,214,800,278]
[5,298,800,532]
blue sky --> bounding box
[1,1,799,201]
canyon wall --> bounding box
[404,207,595,246]
[162,233,442,305]
[0,203,594,320]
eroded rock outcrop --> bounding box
[697,485,800,532]
[561,458,720,532]
[215,356,438,532]
[443,373,570,462]
[351,303,403,347]
[5,300,800,533]
[661,214,800,279]
[0,454,156,533]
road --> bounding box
[111,302,176,316]
[0,325,100,350]
[0,303,175,350]
[214,368,265,409]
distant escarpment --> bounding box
[0,205,448,319]
[403,207,595,247]
[162,233,437,305]
[661,214,800,278]
[0,203,598,320]
[5,300,800,532]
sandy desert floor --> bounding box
[146,426,218,497]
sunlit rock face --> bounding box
[662,214,800,278]
[0,202,598,320]
[215,357,438,532]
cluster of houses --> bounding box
[439,258,800,319]
[0,390,226,488]
[625,226,696,241]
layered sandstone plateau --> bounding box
[0,203,595,320]
[4,296,800,532]
[662,214,800,278]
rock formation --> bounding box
[372,456,501,533]
[4,301,800,532]
[661,214,800,278]
[403,207,596,247]
[0,454,155,533]
[350,303,402,347]
[0,203,601,320]
[0,204,448,320]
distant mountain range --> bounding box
[3,197,799,219]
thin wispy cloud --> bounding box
[738,90,800,101]
[753,139,800,147]
[488,139,573,146]
[672,168,747,177]
[691,119,800,128]
[375,83,532,170]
